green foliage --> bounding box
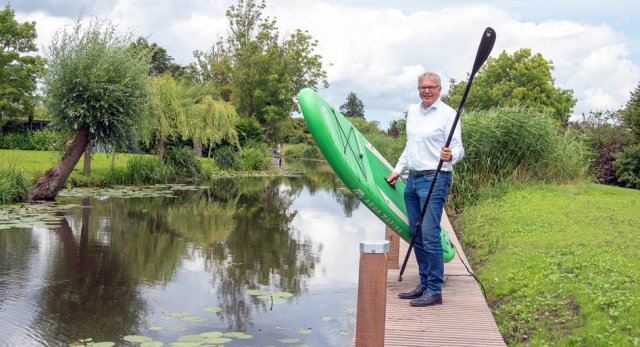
[143,73,187,150]
[107,156,171,185]
[236,146,270,171]
[281,117,311,144]
[387,119,406,138]
[460,183,640,345]
[189,95,240,149]
[339,92,365,118]
[613,144,640,189]
[43,18,150,148]
[129,37,182,77]
[284,143,322,160]
[444,48,576,124]
[448,107,588,213]
[569,110,633,184]
[347,117,382,136]
[213,146,238,169]
[0,5,45,126]
[0,129,60,151]
[192,0,328,141]
[235,117,264,146]
[621,82,640,141]
[163,146,204,179]
[0,165,30,204]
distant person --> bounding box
[385,72,464,307]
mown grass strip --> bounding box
[461,183,640,346]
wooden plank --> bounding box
[352,212,505,346]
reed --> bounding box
[0,165,31,204]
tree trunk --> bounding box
[157,136,165,160]
[207,145,212,158]
[83,142,91,177]
[193,140,203,158]
[109,144,116,172]
[28,126,92,201]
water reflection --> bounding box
[0,160,385,346]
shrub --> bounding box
[0,165,31,204]
[285,143,322,160]
[236,118,265,147]
[592,142,626,185]
[214,146,238,170]
[29,129,59,150]
[236,146,270,171]
[163,146,204,179]
[613,144,640,189]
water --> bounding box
[0,161,386,346]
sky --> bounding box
[13,0,640,128]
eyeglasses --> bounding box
[418,85,440,91]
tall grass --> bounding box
[448,107,588,213]
[107,156,172,185]
[236,146,270,171]
[0,165,31,204]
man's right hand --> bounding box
[386,172,399,186]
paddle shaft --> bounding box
[398,27,495,282]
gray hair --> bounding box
[417,72,441,87]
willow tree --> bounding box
[142,73,187,159]
[190,96,240,157]
[29,19,149,201]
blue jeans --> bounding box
[404,171,452,294]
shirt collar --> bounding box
[420,98,443,114]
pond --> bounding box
[0,160,386,346]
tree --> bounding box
[192,0,328,144]
[142,73,187,159]
[621,82,640,141]
[0,5,45,126]
[444,48,576,124]
[339,92,365,118]
[189,95,240,157]
[129,37,183,77]
[29,19,149,201]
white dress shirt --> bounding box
[393,99,464,174]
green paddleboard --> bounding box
[298,88,455,262]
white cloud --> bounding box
[16,1,640,126]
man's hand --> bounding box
[440,147,453,162]
[386,172,399,186]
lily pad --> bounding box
[92,343,115,347]
[298,328,312,334]
[272,291,293,298]
[278,338,301,344]
[199,331,223,338]
[256,294,288,304]
[124,335,153,343]
[140,342,164,347]
[246,289,268,296]
[202,306,222,313]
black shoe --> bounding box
[410,292,442,307]
[398,285,425,299]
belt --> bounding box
[408,170,451,176]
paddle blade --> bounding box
[471,27,496,75]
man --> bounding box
[386,72,464,307]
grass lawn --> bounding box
[460,183,640,346]
[0,149,139,184]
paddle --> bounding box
[397,27,496,282]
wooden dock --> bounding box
[352,214,506,346]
